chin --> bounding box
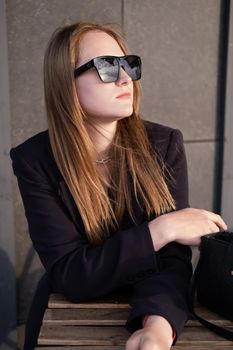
[87,110,133,124]
[117,112,133,120]
[120,108,133,118]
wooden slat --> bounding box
[178,326,233,344]
[48,293,131,309]
[38,325,233,346]
[43,307,233,327]
[189,307,233,326]
[44,308,129,325]
[38,325,128,345]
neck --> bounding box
[86,120,117,158]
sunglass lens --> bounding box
[95,57,118,83]
[94,55,141,83]
[123,56,141,81]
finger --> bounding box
[125,331,142,350]
[203,211,227,231]
[212,215,227,230]
[205,221,220,234]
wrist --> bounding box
[143,315,174,344]
[148,216,173,251]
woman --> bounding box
[10,22,227,350]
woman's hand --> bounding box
[148,208,227,251]
[125,315,173,350]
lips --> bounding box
[116,92,131,99]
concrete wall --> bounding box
[123,0,222,210]
[221,0,233,229]
[1,0,225,348]
[0,1,17,348]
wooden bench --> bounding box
[36,293,233,349]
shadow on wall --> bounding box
[0,245,44,348]
[17,245,44,326]
[0,248,17,348]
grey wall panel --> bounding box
[123,0,221,214]
[0,0,17,348]
[124,0,221,141]
[7,1,122,348]
[7,0,122,147]
[221,0,233,228]
[185,142,215,210]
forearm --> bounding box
[49,222,159,301]
[126,242,192,337]
[148,214,173,251]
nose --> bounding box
[116,67,132,86]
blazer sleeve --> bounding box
[126,129,192,340]
[164,128,189,210]
[10,148,159,301]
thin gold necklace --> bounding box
[95,156,111,165]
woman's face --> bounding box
[75,31,134,125]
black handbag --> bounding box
[189,231,233,341]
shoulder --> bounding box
[10,130,50,160]
[10,130,61,181]
[142,120,184,160]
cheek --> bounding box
[77,84,112,116]
[76,77,113,114]
[75,78,134,118]
[76,75,97,104]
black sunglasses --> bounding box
[74,55,141,83]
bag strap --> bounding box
[189,263,233,341]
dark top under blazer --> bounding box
[10,120,192,349]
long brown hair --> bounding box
[44,22,175,245]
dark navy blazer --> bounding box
[10,120,192,349]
